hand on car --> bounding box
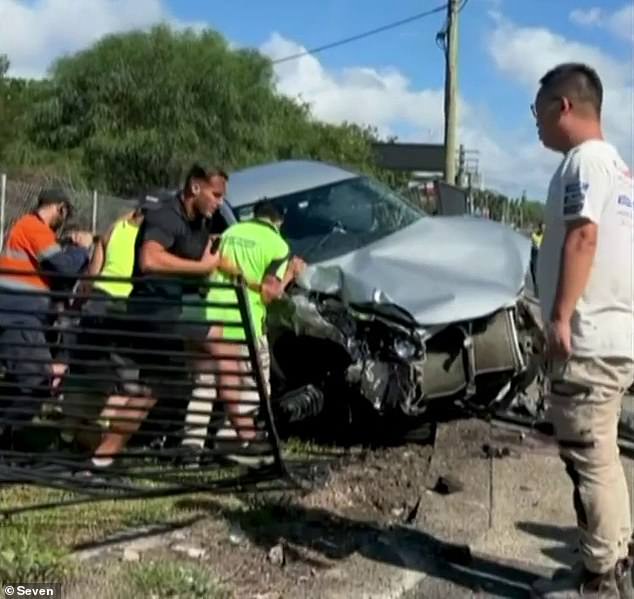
[260,275,283,303]
[290,256,307,276]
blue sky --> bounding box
[1,0,632,197]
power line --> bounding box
[272,3,449,65]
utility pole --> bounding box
[443,0,460,185]
[456,144,466,187]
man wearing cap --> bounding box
[0,188,93,435]
[62,193,164,462]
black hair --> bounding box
[253,199,283,223]
[184,163,229,192]
[36,188,74,217]
[539,63,603,115]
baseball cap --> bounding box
[136,191,164,212]
[135,188,174,212]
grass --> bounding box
[0,525,72,585]
[123,559,227,599]
[282,436,355,459]
[0,483,227,586]
[0,434,337,590]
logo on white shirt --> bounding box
[563,182,589,215]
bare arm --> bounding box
[140,240,219,275]
[259,257,306,304]
[551,219,598,322]
[74,217,123,299]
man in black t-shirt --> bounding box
[92,164,232,464]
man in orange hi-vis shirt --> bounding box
[0,188,93,438]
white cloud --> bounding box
[0,0,202,78]
[262,16,633,199]
[259,33,550,197]
[570,4,634,43]
[487,14,634,189]
[570,7,603,27]
[1,2,630,199]
[261,33,451,142]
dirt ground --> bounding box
[62,442,434,599]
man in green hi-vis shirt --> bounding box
[181,200,305,459]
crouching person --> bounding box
[198,200,305,465]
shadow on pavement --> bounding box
[516,522,577,543]
[177,498,544,598]
[516,521,578,568]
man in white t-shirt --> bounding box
[530,63,634,598]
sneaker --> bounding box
[214,423,274,468]
[531,562,619,598]
[173,445,205,470]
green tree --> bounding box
[0,54,9,79]
[13,25,385,195]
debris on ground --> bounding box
[57,442,435,599]
[405,497,421,524]
[122,548,140,562]
[186,547,206,560]
[481,443,512,459]
[228,522,247,546]
[268,543,285,567]
[170,543,206,560]
[432,475,464,495]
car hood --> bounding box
[296,216,531,327]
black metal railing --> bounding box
[0,267,294,516]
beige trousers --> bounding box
[547,355,634,573]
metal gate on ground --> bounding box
[0,269,299,517]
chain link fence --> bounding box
[0,174,133,250]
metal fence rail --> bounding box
[0,174,132,249]
[0,268,293,516]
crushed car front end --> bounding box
[226,160,546,441]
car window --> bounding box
[236,176,425,262]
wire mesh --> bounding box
[1,176,134,246]
[0,266,290,514]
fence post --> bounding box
[91,190,98,234]
[0,173,6,251]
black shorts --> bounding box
[126,303,209,401]
[65,291,140,405]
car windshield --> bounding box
[235,176,426,262]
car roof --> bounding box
[227,160,359,208]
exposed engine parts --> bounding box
[268,290,548,434]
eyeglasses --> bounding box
[531,96,564,119]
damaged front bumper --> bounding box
[268,288,545,423]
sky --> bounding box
[0,0,632,198]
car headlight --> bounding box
[393,338,416,360]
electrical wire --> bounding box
[271,3,449,65]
